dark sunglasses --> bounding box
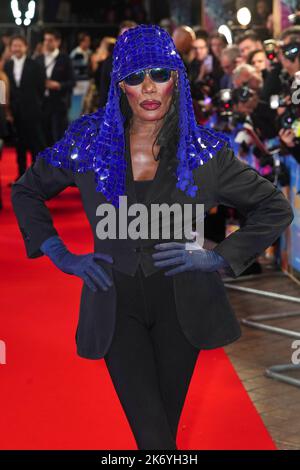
[123,68,173,86]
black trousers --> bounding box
[13,112,45,177]
[104,265,200,450]
[42,98,69,147]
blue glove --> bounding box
[152,241,230,276]
[40,235,113,293]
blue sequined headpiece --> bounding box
[36,24,230,207]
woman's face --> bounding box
[210,38,225,59]
[118,69,178,122]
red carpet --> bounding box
[0,148,276,450]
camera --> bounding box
[217,88,233,115]
[270,94,286,109]
[211,86,256,132]
[268,64,300,142]
[232,85,255,103]
[263,39,279,63]
[279,107,300,130]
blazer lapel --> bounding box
[6,61,16,88]
[19,58,29,88]
[50,53,60,79]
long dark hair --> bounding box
[120,86,180,161]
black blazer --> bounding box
[4,57,45,120]
[10,124,294,360]
[35,53,75,110]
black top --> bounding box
[134,179,154,203]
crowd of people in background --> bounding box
[0,14,300,263]
[0,28,76,192]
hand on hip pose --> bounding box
[40,235,113,292]
[152,241,229,276]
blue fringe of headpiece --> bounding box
[36,24,231,207]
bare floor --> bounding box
[222,260,300,450]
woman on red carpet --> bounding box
[11,25,293,450]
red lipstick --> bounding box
[140,100,161,110]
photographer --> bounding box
[279,128,300,163]
[232,63,263,92]
[188,32,223,101]
[236,31,263,63]
[232,64,278,140]
[261,26,300,102]
[220,45,240,89]
[275,33,300,162]
[247,49,271,83]
[278,34,300,87]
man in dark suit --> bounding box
[35,29,75,146]
[4,35,46,179]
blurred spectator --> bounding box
[232,63,263,92]
[82,37,116,115]
[252,0,272,27]
[0,39,10,125]
[276,31,300,148]
[172,25,196,67]
[192,27,209,40]
[278,34,300,80]
[232,64,277,140]
[209,32,227,61]
[220,45,240,89]
[188,32,223,100]
[36,29,75,146]
[31,42,44,60]
[247,49,270,83]
[279,128,300,163]
[93,39,115,94]
[4,35,45,182]
[238,96,278,140]
[90,36,116,75]
[248,49,269,72]
[236,31,263,63]
[70,32,92,81]
[98,20,137,109]
[261,26,300,101]
[0,32,12,64]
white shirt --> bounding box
[44,48,60,96]
[70,46,91,65]
[12,55,26,87]
[44,48,60,79]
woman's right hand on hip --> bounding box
[40,235,113,292]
